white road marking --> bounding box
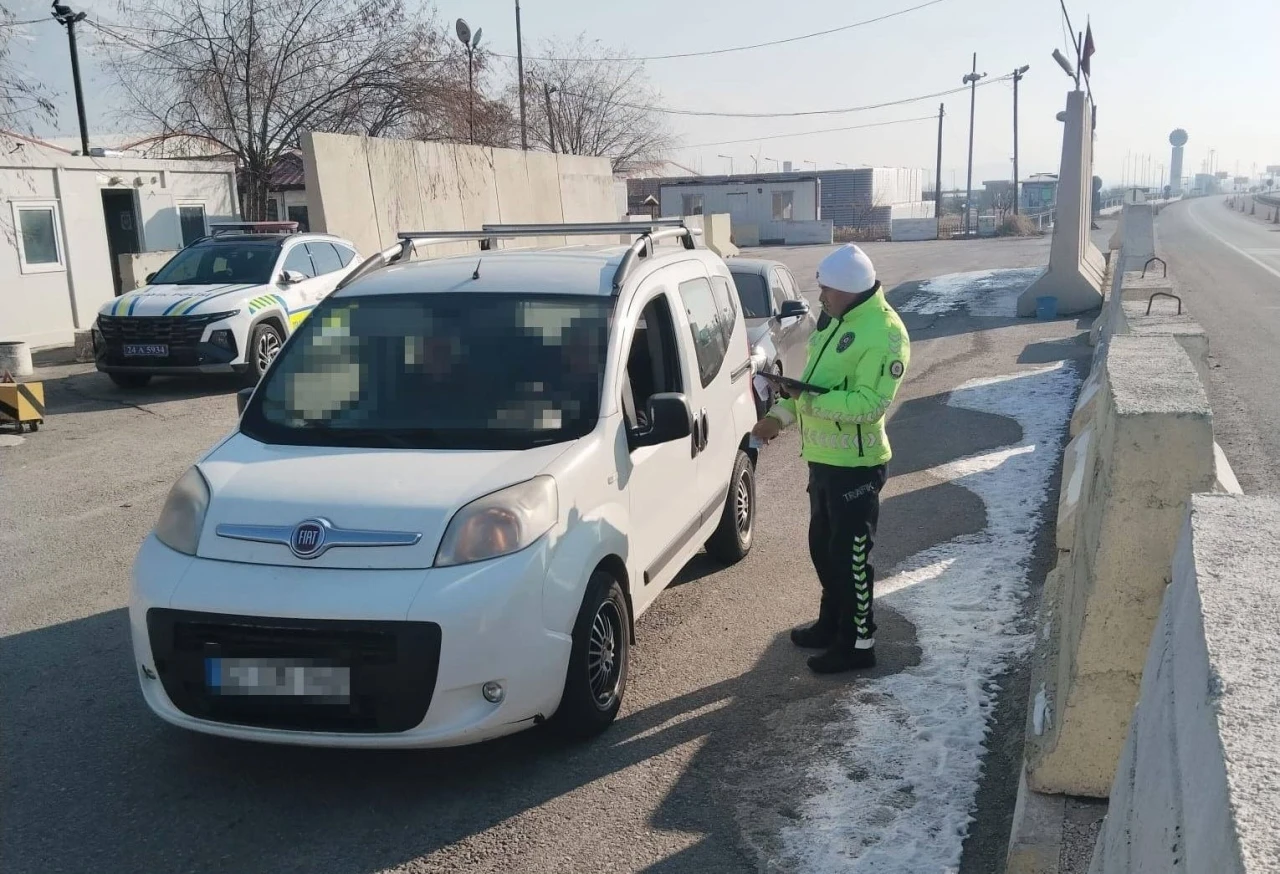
[1186,202,1280,281]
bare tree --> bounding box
[0,6,56,134]
[522,36,673,174]
[99,0,472,219]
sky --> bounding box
[6,0,1279,190]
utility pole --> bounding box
[51,2,90,156]
[515,1,527,150]
[1012,65,1029,214]
[934,102,945,221]
[962,53,987,236]
[543,83,557,153]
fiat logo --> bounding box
[290,520,326,558]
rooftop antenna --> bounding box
[472,259,482,281]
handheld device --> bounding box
[756,371,830,396]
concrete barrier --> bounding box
[1026,334,1216,797]
[301,132,617,257]
[120,251,179,289]
[1114,204,1156,275]
[1018,90,1106,317]
[891,217,939,241]
[1088,494,1280,874]
[0,341,33,377]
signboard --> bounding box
[1215,171,1229,180]
[1234,176,1249,184]
[1267,165,1280,175]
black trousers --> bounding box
[807,462,888,643]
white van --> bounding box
[129,220,762,747]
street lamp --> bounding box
[455,18,483,145]
[1012,64,1029,214]
[765,157,780,172]
[51,1,90,156]
[718,154,734,175]
[962,53,987,236]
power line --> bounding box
[682,115,938,149]
[0,17,51,28]
[495,0,952,63]
[563,75,1013,120]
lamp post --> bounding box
[718,154,734,175]
[51,2,90,156]
[1012,65,1030,214]
[455,18,483,145]
[962,53,987,236]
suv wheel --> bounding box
[553,569,630,739]
[706,450,755,564]
[108,372,151,389]
[246,322,284,384]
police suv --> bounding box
[93,222,360,387]
[129,220,761,747]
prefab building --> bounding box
[1,139,239,348]
[659,176,821,242]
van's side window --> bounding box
[622,293,684,430]
[710,276,739,346]
[678,277,729,387]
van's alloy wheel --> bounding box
[705,449,755,564]
[553,569,630,738]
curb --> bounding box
[1006,766,1067,874]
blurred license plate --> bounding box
[123,344,168,357]
[206,657,350,700]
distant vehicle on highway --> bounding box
[727,257,817,416]
[128,220,761,749]
[92,222,361,388]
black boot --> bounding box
[790,600,838,649]
[807,640,876,674]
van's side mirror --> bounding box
[236,387,253,416]
[630,392,693,449]
[778,299,810,320]
[145,272,157,284]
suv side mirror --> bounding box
[778,299,810,320]
[236,387,254,416]
[279,269,306,285]
[630,392,693,449]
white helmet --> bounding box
[816,244,877,295]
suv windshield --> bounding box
[240,293,614,450]
[730,271,772,318]
[150,240,282,286]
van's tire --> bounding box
[108,372,151,389]
[552,569,630,739]
[706,450,755,564]
[245,322,284,384]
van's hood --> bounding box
[194,433,574,569]
[99,283,266,318]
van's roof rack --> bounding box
[209,221,300,236]
[334,219,701,294]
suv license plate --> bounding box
[123,344,168,357]
[206,657,351,700]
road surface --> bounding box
[1156,196,1280,492]
[1,236,1088,874]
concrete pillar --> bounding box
[1026,335,1216,796]
[1089,495,1280,874]
[1018,90,1106,317]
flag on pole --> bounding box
[1081,21,1096,77]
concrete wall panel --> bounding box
[365,136,426,247]
[302,132,379,257]
[891,217,939,241]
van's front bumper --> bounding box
[128,534,571,748]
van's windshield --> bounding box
[239,293,614,450]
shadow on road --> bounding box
[34,368,245,417]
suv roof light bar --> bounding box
[336,219,701,294]
[210,221,300,236]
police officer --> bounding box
[750,244,910,674]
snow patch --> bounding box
[777,361,1080,874]
[899,267,1046,318]
[1033,684,1052,736]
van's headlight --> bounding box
[154,466,211,555]
[435,476,558,567]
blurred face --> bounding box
[818,284,859,317]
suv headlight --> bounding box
[154,466,211,555]
[435,476,558,567]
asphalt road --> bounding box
[1156,196,1280,492]
[1,235,1087,874]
